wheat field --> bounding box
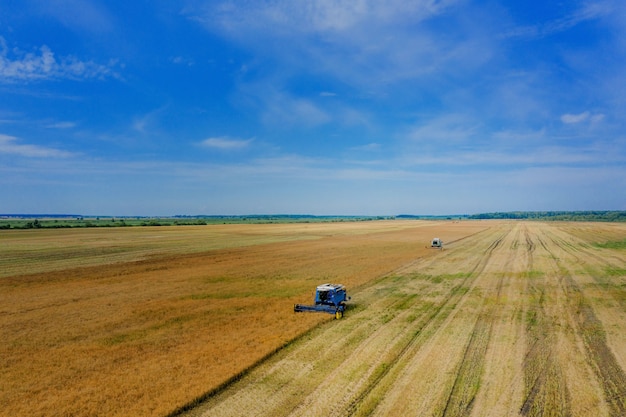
[1,220,465,416]
[2,220,625,416]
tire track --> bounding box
[440,225,521,417]
[346,227,510,417]
[535,226,626,417]
[518,226,573,417]
[545,227,626,311]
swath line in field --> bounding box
[346,229,510,417]
[539,229,626,416]
[440,225,531,417]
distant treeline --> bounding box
[468,211,626,222]
[2,211,625,229]
[0,215,391,229]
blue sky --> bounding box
[1,0,625,216]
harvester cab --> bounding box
[294,283,350,319]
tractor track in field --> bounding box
[538,227,626,416]
[439,229,513,417]
[309,227,511,417]
[439,224,542,417]
[345,228,511,417]
[524,226,626,417]
[518,227,572,417]
[544,228,626,311]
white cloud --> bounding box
[28,0,116,35]
[185,0,478,89]
[351,143,381,151]
[492,128,546,141]
[399,142,626,168]
[590,113,606,124]
[0,134,74,158]
[407,114,481,142]
[170,56,195,66]
[132,107,168,134]
[560,111,605,125]
[501,1,614,40]
[0,37,118,82]
[239,84,332,127]
[263,96,331,127]
[200,136,253,150]
[46,121,77,129]
[561,111,590,124]
[189,0,453,35]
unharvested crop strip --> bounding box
[166,319,332,417]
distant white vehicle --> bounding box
[431,237,442,248]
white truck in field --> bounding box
[431,237,442,248]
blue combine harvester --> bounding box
[294,283,350,319]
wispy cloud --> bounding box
[399,146,621,168]
[561,111,605,124]
[0,133,74,157]
[170,56,195,66]
[200,136,254,150]
[46,121,77,129]
[262,94,331,127]
[501,1,615,40]
[561,111,590,124]
[0,37,119,82]
[236,82,332,127]
[406,114,481,143]
[185,0,477,89]
[351,143,381,151]
[27,0,116,35]
[187,1,454,36]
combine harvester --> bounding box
[294,283,350,319]
[431,237,443,248]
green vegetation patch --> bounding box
[524,270,544,279]
[594,239,626,250]
[604,267,626,277]
[406,272,469,283]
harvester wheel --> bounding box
[335,310,343,319]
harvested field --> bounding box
[2,221,626,416]
[180,221,626,417]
